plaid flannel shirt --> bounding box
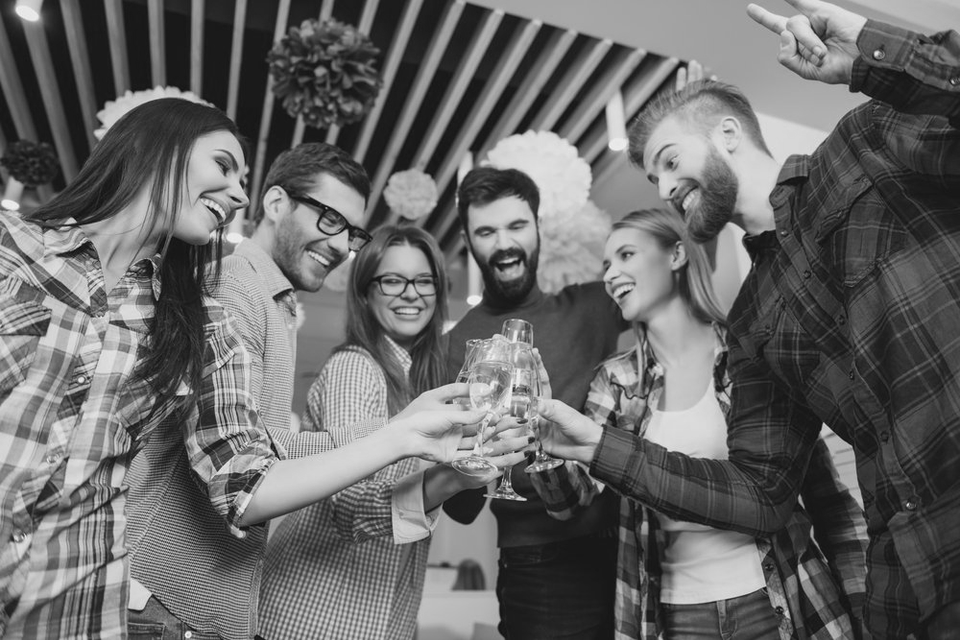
[533,326,868,639]
[588,20,960,638]
[259,338,434,640]
[0,212,275,637]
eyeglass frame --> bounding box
[369,274,439,297]
[283,188,373,252]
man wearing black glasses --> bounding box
[126,143,474,639]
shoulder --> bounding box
[0,211,42,257]
[320,346,383,385]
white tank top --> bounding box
[644,383,767,604]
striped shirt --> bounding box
[534,327,868,639]
[126,239,380,640]
[0,211,269,638]
[588,21,960,638]
[259,338,438,640]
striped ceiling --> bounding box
[0,0,684,258]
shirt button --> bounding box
[75,374,87,385]
[763,562,774,572]
[848,369,855,380]
[904,498,918,511]
[775,605,785,615]
[803,270,811,279]
[45,453,59,465]
[949,76,959,86]
[12,529,27,543]
[184,633,193,639]
[780,229,789,237]
[879,431,890,443]
[837,315,846,325]
[872,48,886,61]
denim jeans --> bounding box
[661,589,781,640]
[127,596,219,640]
[496,531,618,640]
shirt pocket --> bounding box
[0,280,52,397]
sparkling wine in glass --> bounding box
[485,365,539,501]
[450,358,513,477]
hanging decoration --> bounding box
[483,130,608,294]
[484,130,591,222]
[268,18,382,130]
[383,168,438,221]
[95,86,213,140]
[1,140,60,187]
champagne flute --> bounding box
[453,339,483,405]
[451,350,513,477]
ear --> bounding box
[261,185,289,224]
[717,116,743,153]
[670,241,689,271]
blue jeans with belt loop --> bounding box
[660,588,782,640]
[127,596,219,640]
[496,530,618,639]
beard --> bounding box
[477,245,540,304]
[682,147,739,244]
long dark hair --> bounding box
[26,98,247,421]
[341,225,448,415]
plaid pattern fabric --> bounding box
[590,21,960,638]
[537,326,867,639]
[259,339,429,640]
[126,239,381,640]
[0,211,187,638]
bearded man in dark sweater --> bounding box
[444,166,625,639]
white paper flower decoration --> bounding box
[537,199,611,294]
[383,168,438,221]
[95,86,214,140]
[484,130,591,220]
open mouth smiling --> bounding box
[611,282,635,303]
[200,197,227,225]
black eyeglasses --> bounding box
[370,274,438,297]
[286,191,372,252]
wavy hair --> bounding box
[341,225,448,415]
[613,208,727,328]
[25,97,247,421]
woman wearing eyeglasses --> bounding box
[258,225,529,640]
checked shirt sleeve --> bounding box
[182,309,279,538]
[301,350,405,542]
[591,334,823,537]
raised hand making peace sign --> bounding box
[747,0,867,84]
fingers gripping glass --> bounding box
[370,274,438,297]
[287,191,372,251]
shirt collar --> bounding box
[742,154,812,261]
[231,238,296,301]
[383,335,413,376]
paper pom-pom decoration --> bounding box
[484,130,592,220]
[1,140,60,187]
[537,199,612,294]
[268,18,382,130]
[95,86,214,140]
[383,169,438,221]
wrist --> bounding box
[577,421,603,465]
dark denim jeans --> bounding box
[127,596,219,640]
[496,531,618,640]
[660,588,781,640]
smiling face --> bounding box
[174,130,249,245]
[464,195,540,303]
[642,115,739,243]
[272,173,367,292]
[367,243,438,349]
[602,226,681,324]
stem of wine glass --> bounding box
[472,411,491,457]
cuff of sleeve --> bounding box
[851,19,915,93]
[226,456,279,539]
[391,469,438,544]
[589,426,639,487]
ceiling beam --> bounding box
[353,0,424,163]
[249,0,293,209]
[190,0,205,95]
[60,0,98,152]
[366,0,466,221]
[148,0,166,86]
[104,0,130,95]
[526,37,611,132]
[557,47,646,144]
[22,20,79,181]
[225,0,248,120]
[423,18,542,227]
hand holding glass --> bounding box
[451,347,513,477]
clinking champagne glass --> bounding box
[453,339,483,405]
[451,339,513,477]
[487,318,536,501]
